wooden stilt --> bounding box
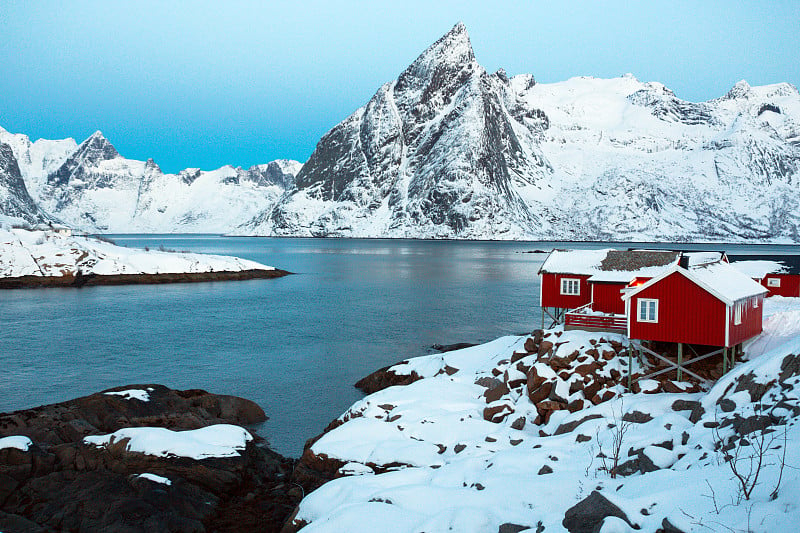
[627,342,633,390]
[677,343,683,381]
[722,347,728,374]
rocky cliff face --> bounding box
[247,23,552,238]
[241,24,800,241]
[0,143,49,225]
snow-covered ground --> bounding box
[0,226,274,278]
[291,298,800,532]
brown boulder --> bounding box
[484,382,510,404]
[483,403,513,423]
[526,367,547,391]
[524,338,538,354]
[549,356,571,370]
[528,381,553,405]
[538,341,554,357]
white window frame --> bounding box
[767,278,781,288]
[637,298,658,323]
[734,302,742,325]
[560,278,581,296]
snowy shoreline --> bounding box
[0,226,290,288]
[284,297,800,533]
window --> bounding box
[560,278,580,296]
[637,298,658,323]
[734,303,742,325]
[767,278,781,288]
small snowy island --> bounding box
[0,225,288,288]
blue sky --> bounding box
[2,1,798,173]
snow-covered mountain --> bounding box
[2,23,799,240]
[241,23,800,241]
[0,126,302,233]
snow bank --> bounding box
[0,227,274,278]
[0,435,32,452]
[83,424,252,459]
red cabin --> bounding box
[729,255,800,297]
[623,260,767,348]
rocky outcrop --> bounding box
[562,491,636,533]
[0,385,300,532]
[354,363,423,394]
[479,331,704,428]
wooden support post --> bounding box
[627,342,633,390]
[722,347,728,374]
[677,343,683,381]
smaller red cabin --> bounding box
[623,260,767,347]
[729,255,800,297]
[539,249,681,313]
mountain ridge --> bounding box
[2,23,799,241]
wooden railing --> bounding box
[565,305,627,332]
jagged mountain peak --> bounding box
[724,79,752,99]
[396,22,477,89]
[78,130,118,158]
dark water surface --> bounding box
[2,236,797,456]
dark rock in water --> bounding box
[562,490,635,533]
[431,342,478,353]
[0,385,299,533]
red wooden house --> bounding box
[729,255,800,297]
[622,257,767,348]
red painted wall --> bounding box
[761,275,800,297]
[728,295,764,346]
[591,282,627,314]
[540,273,591,309]
[629,271,727,346]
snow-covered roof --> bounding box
[623,260,768,306]
[539,249,680,278]
[728,254,800,278]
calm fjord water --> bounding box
[2,236,796,456]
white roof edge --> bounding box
[622,263,768,306]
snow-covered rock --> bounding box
[290,298,800,532]
[84,424,253,460]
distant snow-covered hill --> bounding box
[0,126,302,233]
[241,23,800,241]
